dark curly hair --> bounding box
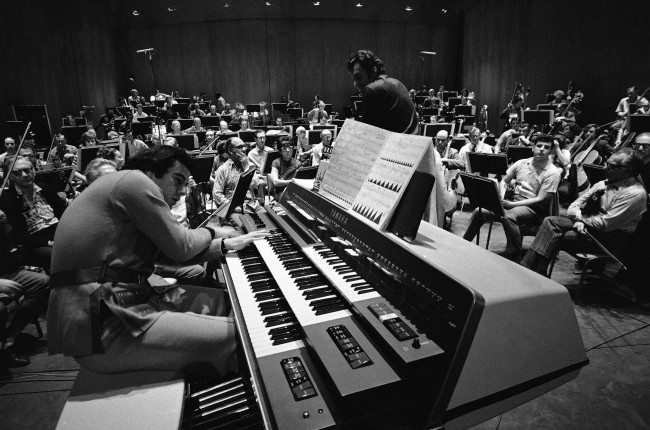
[123,145,195,178]
[347,50,386,76]
[96,145,119,162]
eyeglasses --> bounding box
[11,168,32,175]
[606,162,627,169]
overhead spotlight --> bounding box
[132,10,139,16]
[440,8,448,14]
[266,1,272,5]
[313,1,321,6]
[356,2,363,7]
[405,6,413,11]
[223,1,230,7]
[167,7,177,12]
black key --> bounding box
[343,274,362,280]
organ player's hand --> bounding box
[223,230,270,251]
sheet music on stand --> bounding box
[318,119,432,229]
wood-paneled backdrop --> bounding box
[119,18,457,118]
[462,0,650,132]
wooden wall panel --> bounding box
[462,0,650,132]
[2,0,121,141]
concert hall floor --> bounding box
[1,208,648,429]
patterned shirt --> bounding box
[212,159,262,209]
[16,184,59,234]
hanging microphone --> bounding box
[136,48,155,54]
[419,51,436,55]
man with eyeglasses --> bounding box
[458,126,494,170]
[213,137,262,212]
[247,130,272,172]
[0,156,67,272]
[269,136,301,198]
[521,148,647,278]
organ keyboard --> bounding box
[213,182,587,430]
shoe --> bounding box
[2,347,30,368]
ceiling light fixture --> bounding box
[440,8,448,14]
[132,10,139,16]
[356,2,363,7]
[405,6,413,11]
[223,1,230,7]
[313,1,321,6]
[266,1,272,5]
[167,7,177,12]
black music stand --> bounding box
[34,167,73,193]
[230,123,241,132]
[191,155,214,184]
[217,132,238,143]
[77,142,121,173]
[272,103,288,114]
[200,116,221,128]
[193,131,207,146]
[238,130,256,143]
[60,126,87,145]
[288,108,303,119]
[308,130,322,146]
[451,138,467,152]
[459,172,505,248]
[131,121,152,138]
[294,165,318,179]
[246,104,261,114]
[442,91,458,102]
[138,116,156,124]
[448,97,462,111]
[545,94,556,103]
[630,114,650,133]
[168,134,197,151]
[536,104,556,112]
[423,123,454,138]
[221,115,232,124]
[260,150,281,175]
[172,104,189,118]
[467,153,508,176]
[215,168,256,220]
[454,105,473,116]
[523,110,553,127]
[142,106,157,115]
[387,171,435,241]
[324,104,333,115]
[507,145,532,164]
[154,100,165,108]
[421,108,439,117]
[114,107,131,117]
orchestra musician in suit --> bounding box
[47,145,267,375]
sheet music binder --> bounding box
[215,168,256,219]
[467,153,508,176]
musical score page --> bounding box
[319,119,390,208]
[351,133,432,228]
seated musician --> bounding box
[83,158,117,185]
[127,89,145,106]
[499,95,524,123]
[239,119,252,132]
[0,137,17,178]
[614,86,649,146]
[463,135,561,260]
[210,141,230,187]
[158,97,178,123]
[636,98,650,115]
[0,156,67,272]
[295,126,312,157]
[118,112,135,135]
[17,141,42,172]
[522,148,647,276]
[459,127,494,168]
[189,103,206,118]
[307,100,330,124]
[435,130,464,170]
[561,123,581,152]
[47,146,267,375]
[80,128,98,147]
[133,104,148,122]
[247,130,272,172]
[213,137,262,213]
[504,122,533,149]
[550,90,566,105]
[0,271,49,368]
[217,120,233,135]
[123,130,148,160]
[269,136,302,198]
[422,88,440,109]
[185,117,206,133]
[302,129,334,166]
[46,134,77,168]
[96,145,124,170]
[206,105,220,117]
[495,118,521,153]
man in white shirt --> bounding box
[247,130,272,172]
[458,126,494,170]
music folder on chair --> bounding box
[215,168,256,220]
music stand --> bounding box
[448,97,462,111]
[215,168,256,219]
[168,134,197,151]
[142,106,157,115]
[77,142,121,173]
[221,115,232,124]
[459,171,505,247]
[421,108,439,117]
[294,165,318,179]
[246,104,261,114]
[442,91,458,102]
[454,105,473,116]
[114,107,131,117]
[288,108,303,119]
[172,104,189,118]
[131,121,152,138]
[630,114,650,133]
[451,138,467,152]
[200,116,221,128]
[193,131,207,146]
[324,104,333,115]
[138,116,156,123]
[34,167,73,193]
[507,145,532,164]
[467,153,508,176]
[191,155,214,184]
[308,130,322,146]
[60,125,88,145]
[523,110,554,127]
[154,100,166,108]
[415,96,427,106]
[175,98,190,104]
[423,123,454,138]
[583,163,607,185]
[272,103,288,114]
[353,101,364,113]
[536,104,556,112]
[238,130,256,143]
[260,150,281,175]
[217,132,238,143]
[229,123,241,132]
